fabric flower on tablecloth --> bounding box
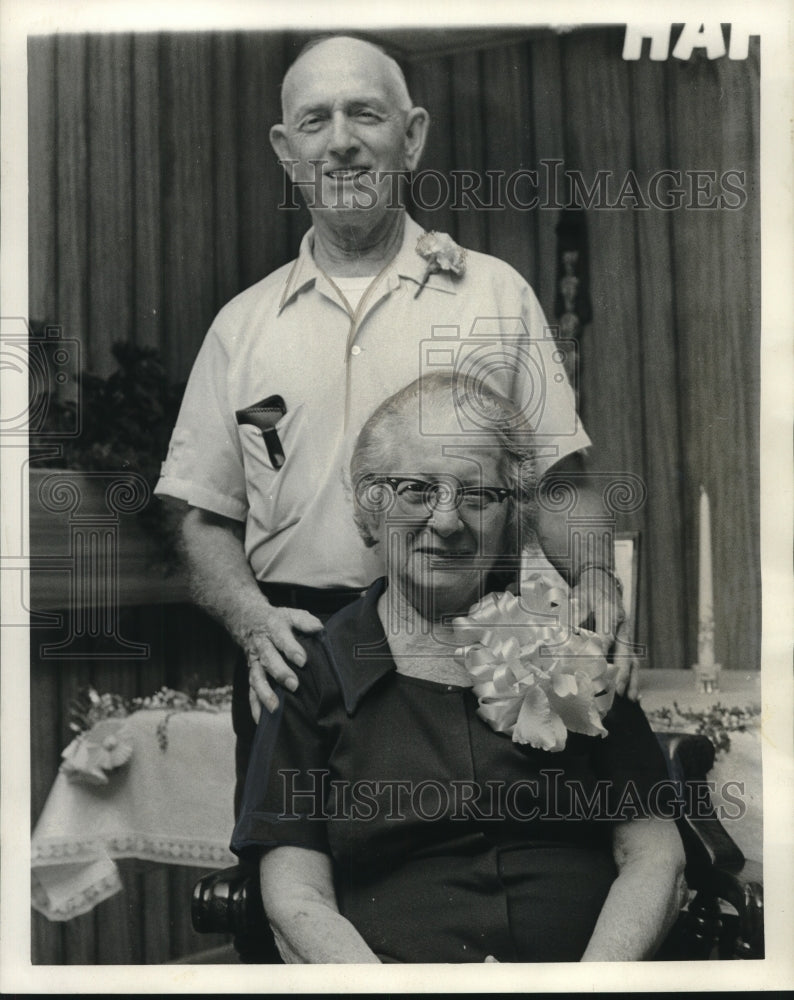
[414,231,466,298]
[59,718,133,785]
[453,573,616,752]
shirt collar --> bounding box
[277,214,459,313]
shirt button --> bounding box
[351,345,361,356]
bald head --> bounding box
[269,32,429,243]
[280,35,413,122]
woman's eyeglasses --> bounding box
[366,476,515,514]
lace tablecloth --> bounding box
[32,707,236,921]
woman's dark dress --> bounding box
[232,579,671,963]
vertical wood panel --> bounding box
[87,34,134,376]
[160,34,216,380]
[28,36,58,326]
[55,36,89,359]
[561,30,644,476]
[94,885,135,963]
[666,52,755,672]
[528,35,566,317]
[403,55,454,236]
[712,48,761,673]
[448,51,487,254]
[237,33,293,292]
[212,34,241,310]
[141,867,173,962]
[31,912,64,965]
[481,44,536,282]
[132,33,163,352]
[627,56,688,671]
[63,912,97,964]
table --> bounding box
[32,707,236,921]
[31,670,763,922]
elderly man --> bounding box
[155,34,634,814]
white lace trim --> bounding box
[31,868,124,921]
[32,833,234,867]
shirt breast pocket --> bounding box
[237,403,308,534]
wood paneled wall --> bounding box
[28,27,760,964]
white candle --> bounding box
[697,485,716,668]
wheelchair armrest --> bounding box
[654,730,763,959]
[654,730,745,874]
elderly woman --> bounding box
[231,372,686,963]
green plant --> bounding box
[31,339,186,569]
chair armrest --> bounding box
[654,730,745,875]
[191,863,266,938]
[654,731,763,959]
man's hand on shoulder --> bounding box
[179,506,324,719]
[243,604,323,722]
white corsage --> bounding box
[453,573,615,752]
[414,231,467,298]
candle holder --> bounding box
[692,660,722,694]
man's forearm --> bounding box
[179,507,270,645]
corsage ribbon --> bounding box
[453,573,615,752]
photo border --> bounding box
[2,0,792,993]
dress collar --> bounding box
[321,577,395,715]
[321,573,517,715]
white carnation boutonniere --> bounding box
[414,231,467,299]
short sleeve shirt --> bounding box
[155,216,591,588]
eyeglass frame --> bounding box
[362,474,516,515]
